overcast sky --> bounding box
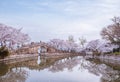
[0,0,120,42]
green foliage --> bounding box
[0,46,9,59]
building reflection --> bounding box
[37,56,41,64]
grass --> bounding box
[113,52,120,55]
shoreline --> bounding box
[85,54,120,63]
[0,54,38,64]
[0,53,81,64]
[1,53,120,64]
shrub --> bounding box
[113,48,120,53]
[0,46,9,59]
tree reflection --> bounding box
[0,56,120,82]
[47,56,120,82]
[85,59,120,82]
[0,67,28,82]
[0,63,9,76]
[48,56,84,72]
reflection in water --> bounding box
[0,63,9,76]
[37,56,41,64]
[0,56,120,82]
[0,67,28,82]
[87,59,120,82]
[48,56,85,72]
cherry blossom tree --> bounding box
[101,17,120,47]
[101,17,120,52]
[86,39,100,52]
[86,39,118,55]
[0,23,30,49]
[47,39,82,53]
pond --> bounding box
[0,55,120,82]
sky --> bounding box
[0,0,120,42]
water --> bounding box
[0,56,120,82]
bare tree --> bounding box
[79,36,87,48]
[68,35,74,43]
